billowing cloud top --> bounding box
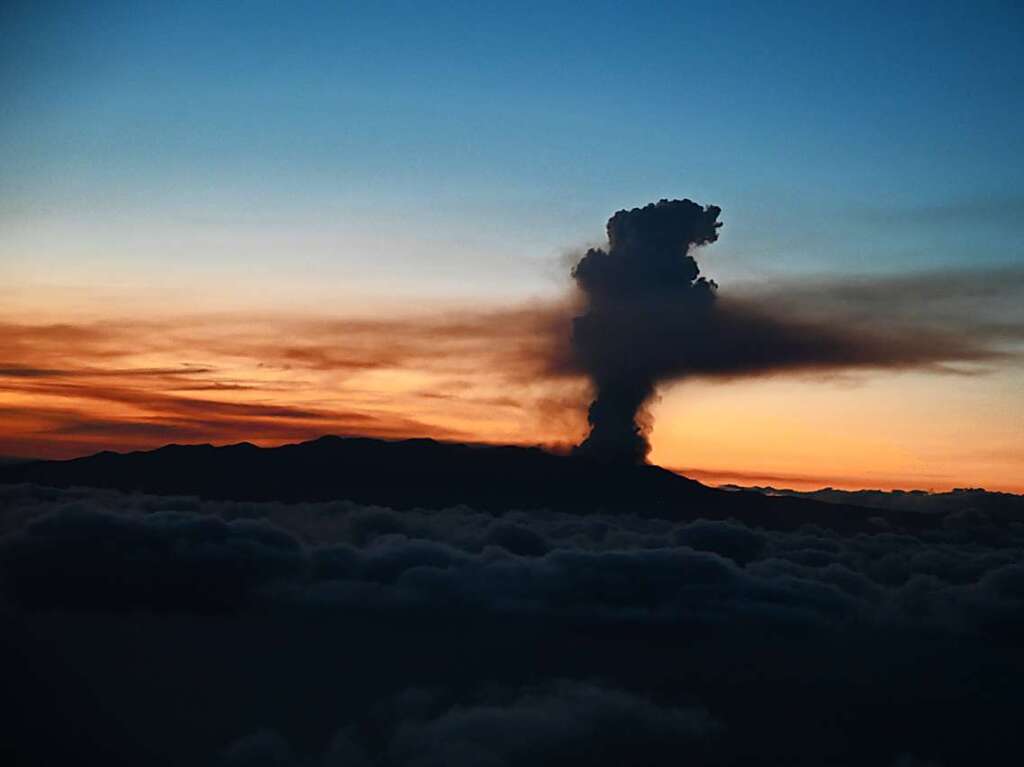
[571,200,723,463]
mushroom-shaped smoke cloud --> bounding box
[571,199,723,463]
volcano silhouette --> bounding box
[0,436,941,533]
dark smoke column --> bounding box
[571,199,722,463]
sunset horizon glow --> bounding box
[3,1,1022,495]
[3,288,1021,493]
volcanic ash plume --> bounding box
[571,199,722,463]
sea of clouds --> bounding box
[2,483,1022,766]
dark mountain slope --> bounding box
[0,436,939,532]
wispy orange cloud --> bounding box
[2,267,1022,492]
[0,307,588,459]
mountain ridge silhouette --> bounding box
[0,435,951,533]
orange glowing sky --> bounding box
[2,277,1021,493]
[4,0,1024,494]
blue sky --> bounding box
[2,0,1023,302]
